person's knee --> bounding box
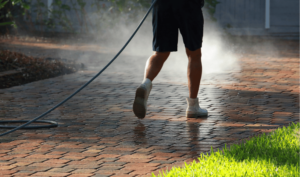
[152,51,170,61]
[186,48,201,61]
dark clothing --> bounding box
[152,0,204,52]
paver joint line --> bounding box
[0,0,158,137]
[0,37,298,176]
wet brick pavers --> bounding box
[0,40,299,176]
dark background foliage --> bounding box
[0,0,219,35]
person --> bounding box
[133,0,207,119]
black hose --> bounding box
[0,120,58,129]
[0,0,157,137]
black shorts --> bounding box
[152,0,204,52]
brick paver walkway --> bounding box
[0,39,299,177]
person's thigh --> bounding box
[152,0,178,52]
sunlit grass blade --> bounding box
[152,122,300,177]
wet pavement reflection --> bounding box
[0,40,299,176]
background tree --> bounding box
[0,0,30,34]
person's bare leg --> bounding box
[133,51,170,118]
[185,48,207,118]
[186,48,202,98]
[144,51,170,81]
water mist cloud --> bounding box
[96,7,240,74]
[65,5,241,83]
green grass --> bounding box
[153,122,300,177]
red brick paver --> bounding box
[0,38,299,176]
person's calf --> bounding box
[186,48,202,99]
[144,51,170,81]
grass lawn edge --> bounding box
[151,121,300,177]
